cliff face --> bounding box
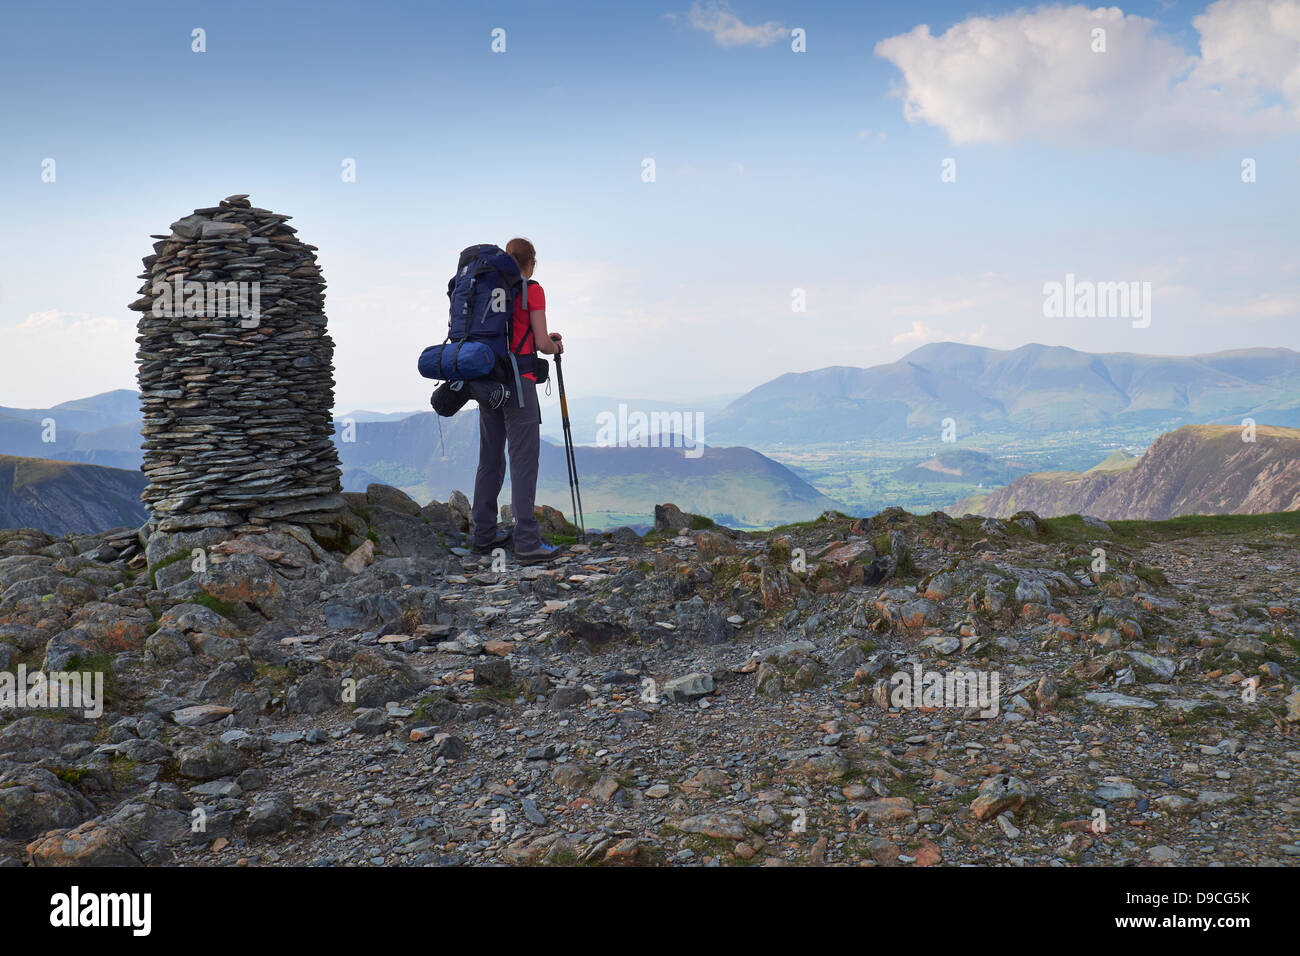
[961,425,1300,520]
[955,468,1127,519]
[0,455,147,534]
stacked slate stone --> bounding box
[130,195,343,533]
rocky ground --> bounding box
[1,487,1298,867]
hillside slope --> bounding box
[0,455,148,534]
[893,448,1028,486]
[959,425,1300,520]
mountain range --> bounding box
[707,343,1300,446]
[0,391,836,530]
[0,390,143,470]
[6,341,1300,533]
[334,411,839,529]
[337,392,740,445]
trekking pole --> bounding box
[551,358,575,512]
[555,354,582,537]
[554,354,585,538]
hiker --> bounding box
[470,237,565,563]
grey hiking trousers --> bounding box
[472,377,543,552]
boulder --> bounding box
[365,484,422,516]
[653,503,692,532]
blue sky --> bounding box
[1,0,1298,412]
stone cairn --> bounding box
[130,195,343,534]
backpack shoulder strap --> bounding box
[513,279,537,354]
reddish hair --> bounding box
[506,237,536,272]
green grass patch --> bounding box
[253,662,295,684]
[61,651,120,706]
[415,693,456,721]
[472,684,518,703]
[678,832,747,863]
[1043,511,1300,546]
[52,765,90,787]
[766,512,846,536]
[192,593,238,619]
[538,846,593,867]
[1132,563,1169,587]
[109,754,139,788]
[147,550,192,589]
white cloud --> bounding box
[875,1,1300,149]
[0,311,138,406]
[892,320,937,345]
[673,2,786,48]
[1193,0,1300,103]
[891,319,987,346]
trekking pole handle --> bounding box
[555,354,569,418]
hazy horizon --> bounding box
[7,338,1300,418]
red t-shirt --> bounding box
[512,281,545,381]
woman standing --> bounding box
[470,237,565,564]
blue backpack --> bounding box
[417,244,527,405]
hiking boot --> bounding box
[515,543,566,565]
[471,527,513,555]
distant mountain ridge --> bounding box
[954,425,1300,520]
[708,343,1300,446]
[0,390,143,470]
[0,389,140,433]
[0,390,837,530]
[334,411,839,528]
[10,350,1300,532]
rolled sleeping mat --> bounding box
[418,340,495,381]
